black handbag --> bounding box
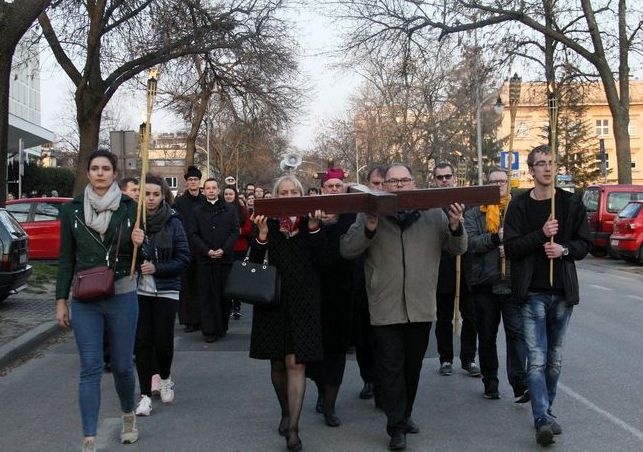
[224,250,280,307]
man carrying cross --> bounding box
[340,163,467,451]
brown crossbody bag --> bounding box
[72,219,123,302]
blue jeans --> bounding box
[71,291,138,436]
[473,288,527,396]
[521,292,573,426]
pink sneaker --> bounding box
[151,374,161,397]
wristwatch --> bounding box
[561,246,569,257]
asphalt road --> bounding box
[0,259,641,451]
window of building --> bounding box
[165,177,178,189]
[596,119,609,136]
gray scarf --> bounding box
[84,182,122,238]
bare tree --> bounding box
[335,0,643,183]
[38,0,289,193]
[158,4,301,171]
[0,0,52,205]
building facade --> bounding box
[495,80,643,187]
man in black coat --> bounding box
[188,178,239,342]
[174,166,206,332]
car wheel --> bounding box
[0,294,9,303]
[590,247,607,258]
[639,246,643,265]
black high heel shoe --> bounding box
[286,431,302,451]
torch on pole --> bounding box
[130,68,159,278]
[548,82,559,286]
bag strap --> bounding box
[74,214,124,268]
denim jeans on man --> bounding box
[473,287,527,395]
[521,291,573,426]
[71,291,138,436]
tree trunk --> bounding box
[73,104,102,195]
[0,43,14,206]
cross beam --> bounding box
[253,184,500,217]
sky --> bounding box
[38,5,360,153]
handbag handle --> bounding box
[243,247,269,269]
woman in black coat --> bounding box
[250,175,324,452]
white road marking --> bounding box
[588,284,612,291]
[626,294,643,301]
[559,383,643,442]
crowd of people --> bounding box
[55,144,592,451]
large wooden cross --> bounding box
[254,185,500,216]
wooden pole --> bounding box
[130,68,159,278]
[548,82,559,285]
[453,255,462,336]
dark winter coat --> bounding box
[504,188,592,305]
[248,217,325,363]
[139,212,191,292]
[187,199,240,264]
[318,214,356,352]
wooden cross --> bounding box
[254,184,500,216]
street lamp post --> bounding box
[506,73,522,189]
[475,91,505,185]
[205,117,210,179]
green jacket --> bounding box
[55,193,137,300]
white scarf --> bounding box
[84,182,122,238]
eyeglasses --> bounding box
[385,177,414,186]
[186,177,200,182]
[488,179,508,185]
[532,161,554,168]
[323,183,343,189]
[435,174,453,181]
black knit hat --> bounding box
[184,166,202,180]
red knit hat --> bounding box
[321,167,345,183]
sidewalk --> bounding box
[0,283,60,369]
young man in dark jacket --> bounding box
[188,178,239,342]
[504,145,592,447]
[174,166,205,332]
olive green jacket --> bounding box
[55,193,137,300]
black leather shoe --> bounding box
[404,418,419,434]
[359,382,374,399]
[184,324,199,333]
[315,395,324,413]
[388,431,406,450]
[324,412,341,427]
[204,335,217,343]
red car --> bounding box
[6,197,72,260]
[610,201,643,264]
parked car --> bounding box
[6,197,72,260]
[0,208,32,302]
[609,201,643,264]
[581,184,643,257]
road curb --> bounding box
[0,321,62,369]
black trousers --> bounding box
[355,295,376,384]
[435,291,477,365]
[135,295,178,396]
[473,287,527,396]
[178,261,201,326]
[198,263,231,337]
[372,322,431,435]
